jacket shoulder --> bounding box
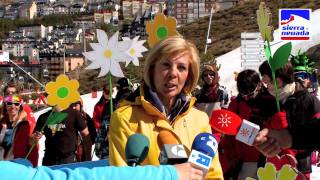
[188,107,210,122]
[111,104,146,129]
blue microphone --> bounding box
[188,133,218,173]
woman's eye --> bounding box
[178,66,187,71]
[161,62,170,68]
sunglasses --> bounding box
[6,102,21,107]
[204,72,215,78]
[240,83,261,99]
[294,71,311,80]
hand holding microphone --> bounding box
[188,133,218,177]
[210,109,260,146]
[174,162,204,180]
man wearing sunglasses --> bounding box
[294,71,319,96]
[0,95,38,166]
[3,83,36,136]
[254,61,320,179]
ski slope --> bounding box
[217,9,320,96]
[33,9,320,178]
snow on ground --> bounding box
[32,9,320,177]
[217,9,320,97]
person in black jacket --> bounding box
[254,61,320,178]
[72,99,96,162]
[31,106,89,166]
[114,78,132,108]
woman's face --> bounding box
[203,70,216,85]
[262,75,284,96]
[6,102,20,117]
[153,53,190,102]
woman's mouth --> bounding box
[165,83,176,90]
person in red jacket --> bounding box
[92,84,112,129]
[3,83,36,135]
[221,69,263,179]
[0,95,38,166]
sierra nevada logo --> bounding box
[279,9,311,40]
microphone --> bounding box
[157,130,188,165]
[210,109,260,146]
[125,134,150,167]
[188,133,218,173]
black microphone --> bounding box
[125,134,150,167]
[158,130,188,164]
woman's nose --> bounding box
[168,66,178,77]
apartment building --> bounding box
[18,24,49,39]
[19,1,37,19]
[1,37,38,60]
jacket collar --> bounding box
[121,83,196,130]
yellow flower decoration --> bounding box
[146,13,179,47]
[45,74,80,110]
[245,163,297,180]
[256,2,273,42]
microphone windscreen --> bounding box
[210,109,242,135]
[125,134,150,166]
[192,133,218,158]
[157,130,179,148]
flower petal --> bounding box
[110,60,124,77]
[90,43,103,51]
[68,91,80,103]
[166,17,177,31]
[83,51,100,62]
[85,60,102,70]
[45,82,56,95]
[47,94,58,106]
[58,100,70,110]
[145,21,153,35]
[132,57,139,66]
[97,29,109,47]
[112,50,127,60]
[117,39,132,52]
[154,13,166,26]
[108,31,119,48]
[148,34,158,47]
[97,60,111,77]
[56,74,69,83]
[68,79,80,91]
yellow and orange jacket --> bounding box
[109,84,223,180]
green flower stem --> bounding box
[266,41,280,112]
[272,71,281,112]
[25,109,55,159]
[109,73,113,115]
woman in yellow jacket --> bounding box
[109,36,223,180]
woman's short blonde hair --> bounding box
[144,36,200,94]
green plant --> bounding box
[30,93,39,100]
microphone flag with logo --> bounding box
[210,109,260,146]
[188,133,218,172]
[157,130,188,164]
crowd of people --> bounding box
[0,35,320,180]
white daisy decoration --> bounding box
[217,113,231,128]
[83,30,128,77]
[122,36,148,66]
